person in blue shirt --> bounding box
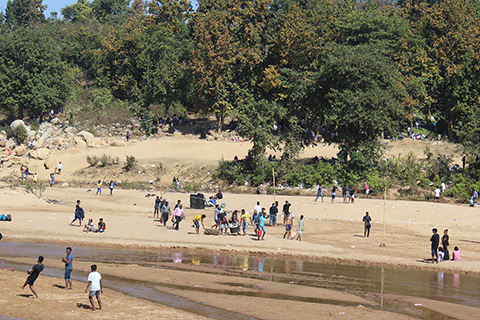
[258,211,270,240]
[61,247,73,290]
[315,185,324,202]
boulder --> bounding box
[61,183,69,188]
[0,139,6,147]
[27,130,36,140]
[6,139,16,150]
[10,120,26,130]
[14,145,27,156]
[36,127,54,148]
[63,126,78,134]
[73,136,87,149]
[77,131,95,147]
[111,140,127,147]
[31,148,51,160]
[50,118,60,125]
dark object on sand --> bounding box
[0,232,2,240]
[230,224,240,235]
[190,193,205,209]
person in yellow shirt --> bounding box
[240,209,252,236]
[96,180,102,195]
[193,214,206,234]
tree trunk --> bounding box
[216,113,224,134]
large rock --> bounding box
[31,148,51,160]
[0,139,6,147]
[50,118,60,125]
[73,136,87,149]
[36,127,54,148]
[10,120,26,130]
[77,131,95,147]
[27,130,36,140]
[111,140,127,147]
[6,139,16,150]
[14,145,27,156]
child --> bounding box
[22,256,44,298]
[452,246,461,261]
[438,247,445,262]
[84,219,94,232]
[96,218,106,233]
[220,214,229,235]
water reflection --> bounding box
[172,252,182,263]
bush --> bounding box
[86,154,119,167]
[86,155,99,167]
[12,125,28,144]
[123,155,137,171]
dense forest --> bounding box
[2,0,480,197]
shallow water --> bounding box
[2,241,479,318]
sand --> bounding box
[0,134,477,319]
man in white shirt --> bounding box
[434,187,441,202]
[85,264,103,311]
[254,201,262,216]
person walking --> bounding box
[331,186,336,204]
[430,228,440,263]
[61,247,73,290]
[154,196,161,218]
[85,265,103,311]
[70,200,85,226]
[22,256,44,299]
[240,209,251,235]
[161,201,171,226]
[269,202,278,226]
[172,204,184,230]
[295,215,305,241]
[362,212,371,237]
[315,185,324,202]
[282,201,291,224]
[284,214,292,239]
[109,180,114,195]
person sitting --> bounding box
[84,219,95,232]
[207,197,216,206]
[94,218,106,233]
[452,246,461,261]
[215,190,223,200]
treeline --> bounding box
[1,0,480,164]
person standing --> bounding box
[161,201,171,226]
[85,265,103,311]
[364,182,370,199]
[430,228,440,263]
[254,201,262,216]
[258,211,269,240]
[342,186,348,204]
[126,130,130,142]
[212,204,222,229]
[295,215,305,241]
[61,247,73,290]
[70,200,85,226]
[315,185,324,202]
[172,204,184,230]
[57,162,62,174]
[109,180,114,195]
[284,214,292,239]
[240,209,251,235]
[362,212,372,237]
[331,186,336,204]
[434,187,441,202]
[442,229,450,261]
[96,180,102,195]
[269,202,278,226]
[282,201,291,224]
[154,196,161,218]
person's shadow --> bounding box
[76,303,91,310]
[18,294,33,298]
[53,284,65,289]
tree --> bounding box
[190,0,270,132]
[4,0,46,27]
[61,0,95,22]
[91,0,132,24]
[317,44,407,161]
[0,28,69,119]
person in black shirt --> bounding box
[282,201,291,224]
[430,228,440,263]
[22,256,44,298]
[442,229,450,261]
[269,202,278,226]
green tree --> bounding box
[61,0,95,22]
[4,0,46,27]
[0,28,69,119]
[317,44,407,161]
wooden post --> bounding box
[272,168,276,202]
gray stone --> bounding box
[10,120,26,130]
[14,145,27,156]
[36,127,54,148]
[31,148,51,160]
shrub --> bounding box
[12,125,28,144]
[23,181,46,198]
[86,155,99,167]
[123,155,137,171]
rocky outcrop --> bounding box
[77,131,95,147]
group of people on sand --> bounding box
[153,196,184,230]
[21,247,103,311]
[430,228,461,263]
[315,184,365,204]
[95,180,115,196]
[69,199,107,233]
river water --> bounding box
[1,241,479,319]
